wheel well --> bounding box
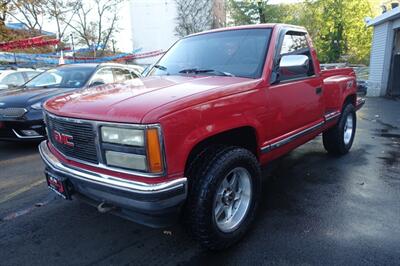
[184,127,258,174]
[343,94,356,108]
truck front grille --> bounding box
[46,114,98,164]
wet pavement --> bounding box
[0,97,399,266]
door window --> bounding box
[113,68,134,82]
[279,32,315,81]
[130,70,140,78]
[281,34,309,55]
[90,68,114,86]
[2,72,25,86]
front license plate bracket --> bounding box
[46,173,73,200]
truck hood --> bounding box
[0,87,75,108]
[45,75,258,123]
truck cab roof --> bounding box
[187,23,307,38]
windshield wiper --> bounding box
[178,68,234,77]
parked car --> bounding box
[0,68,42,90]
[39,24,364,250]
[0,63,142,141]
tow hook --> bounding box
[97,202,117,214]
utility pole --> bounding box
[70,34,76,63]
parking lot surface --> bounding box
[0,98,399,266]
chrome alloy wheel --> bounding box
[213,167,252,233]
[343,114,354,145]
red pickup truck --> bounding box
[39,24,364,250]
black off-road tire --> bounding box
[323,104,357,155]
[185,146,261,250]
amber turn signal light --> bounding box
[146,128,164,173]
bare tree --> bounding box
[0,0,11,26]
[70,3,93,49]
[7,0,45,32]
[67,0,123,56]
[175,0,213,37]
[45,0,82,41]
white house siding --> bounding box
[368,22,394,96]
[130,0,179,64]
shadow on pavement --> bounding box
[0,140,41,161]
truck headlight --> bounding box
[101,126,164,174]
[101,126,144,146]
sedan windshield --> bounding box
[24,67,96,89]
[149,28,272,79]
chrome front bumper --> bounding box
[39,141,187,227]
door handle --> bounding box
[315,87,322,95]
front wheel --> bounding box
[323,104,357,155]
[185,147,261,250]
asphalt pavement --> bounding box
[0,97,399,266]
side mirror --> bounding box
[89,80,105,87]
[271,55,310,84]
[280,54,309,70]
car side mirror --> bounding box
[89,80,105,87]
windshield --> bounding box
[149,28,272,79]
[24,67,96,88]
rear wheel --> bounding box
[323,104,356,155]
[185,147,261,250]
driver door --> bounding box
[266,31,324,143]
